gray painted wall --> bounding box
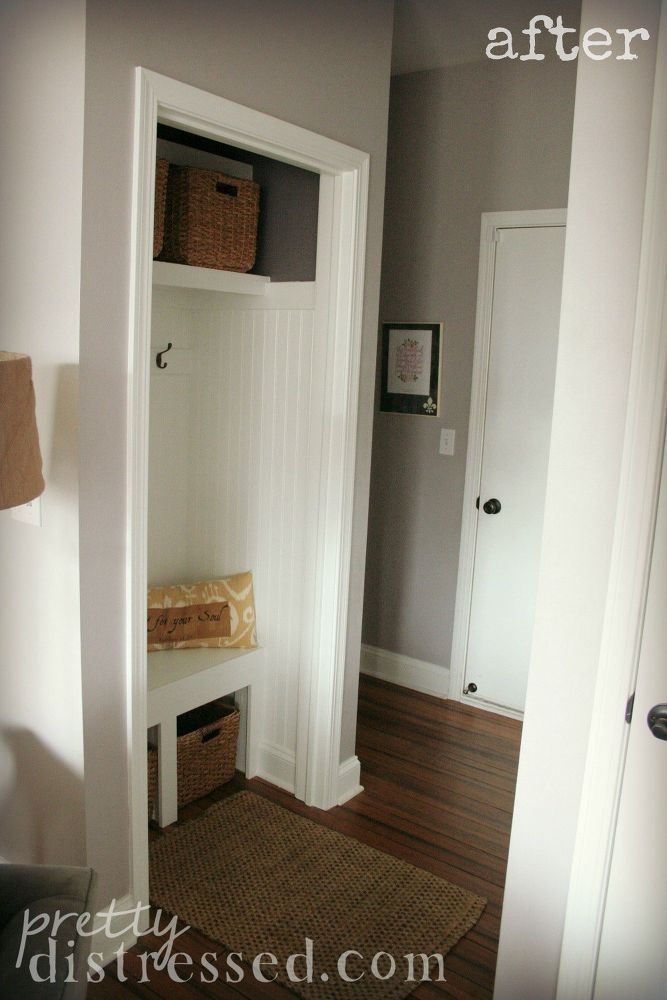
[251,156,319,281]
[363,48,578,670]
[77,0,393,904]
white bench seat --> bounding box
[147,645,264,826]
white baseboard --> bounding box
[257,743,363,808]
[360,643,450,699]
[337,755,363,805]
[257,741,296,793]
[89,892,140,969]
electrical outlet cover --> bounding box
[439,428,455,456]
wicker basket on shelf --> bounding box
[153,158,169,259]
[159,165,259,272]
[176,698,240,806]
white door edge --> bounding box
[556,3,667,994]
[124,68,369,912]
[449,208,566,718]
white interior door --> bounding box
[593,435,667,999]
[463,223,565,713]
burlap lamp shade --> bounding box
[0,352,45,510]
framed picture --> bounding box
[380,322,443,415]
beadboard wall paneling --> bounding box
[149,291,314,783]
[149,302,196,583]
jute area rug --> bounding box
[149,791,486,999]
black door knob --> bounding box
[483,498,502,515]
[647,704,667,741]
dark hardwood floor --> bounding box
[89,676,521,998]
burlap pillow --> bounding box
[147,572,258,651]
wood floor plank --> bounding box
[88,677,521,998]
[350,777,513,854]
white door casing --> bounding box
[555,2,667,992]
[450,211,566,717]
[127,69,369,915]
[593,430,667,999]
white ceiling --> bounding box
[391,0,582,75]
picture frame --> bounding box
[379,322,443,415]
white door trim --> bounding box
[556,3,667,994]
[127,69,369,910]
[449,209,566,719]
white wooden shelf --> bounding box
[153,260,270,294]
[147,645,259,692]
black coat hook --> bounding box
[156,343,172,369]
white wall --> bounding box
[0,0,86,864]
[494,1,661,996]
[77,0,393,905]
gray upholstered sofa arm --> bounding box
[0,864,96,999]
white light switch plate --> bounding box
[440,428,455,456]
[12,496,42,526]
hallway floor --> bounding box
[89,675,521,998]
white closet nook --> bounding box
[148,260,317,810]
[129,68,369,914]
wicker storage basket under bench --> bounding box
[148,697,239,819]
[177,698,240,806]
